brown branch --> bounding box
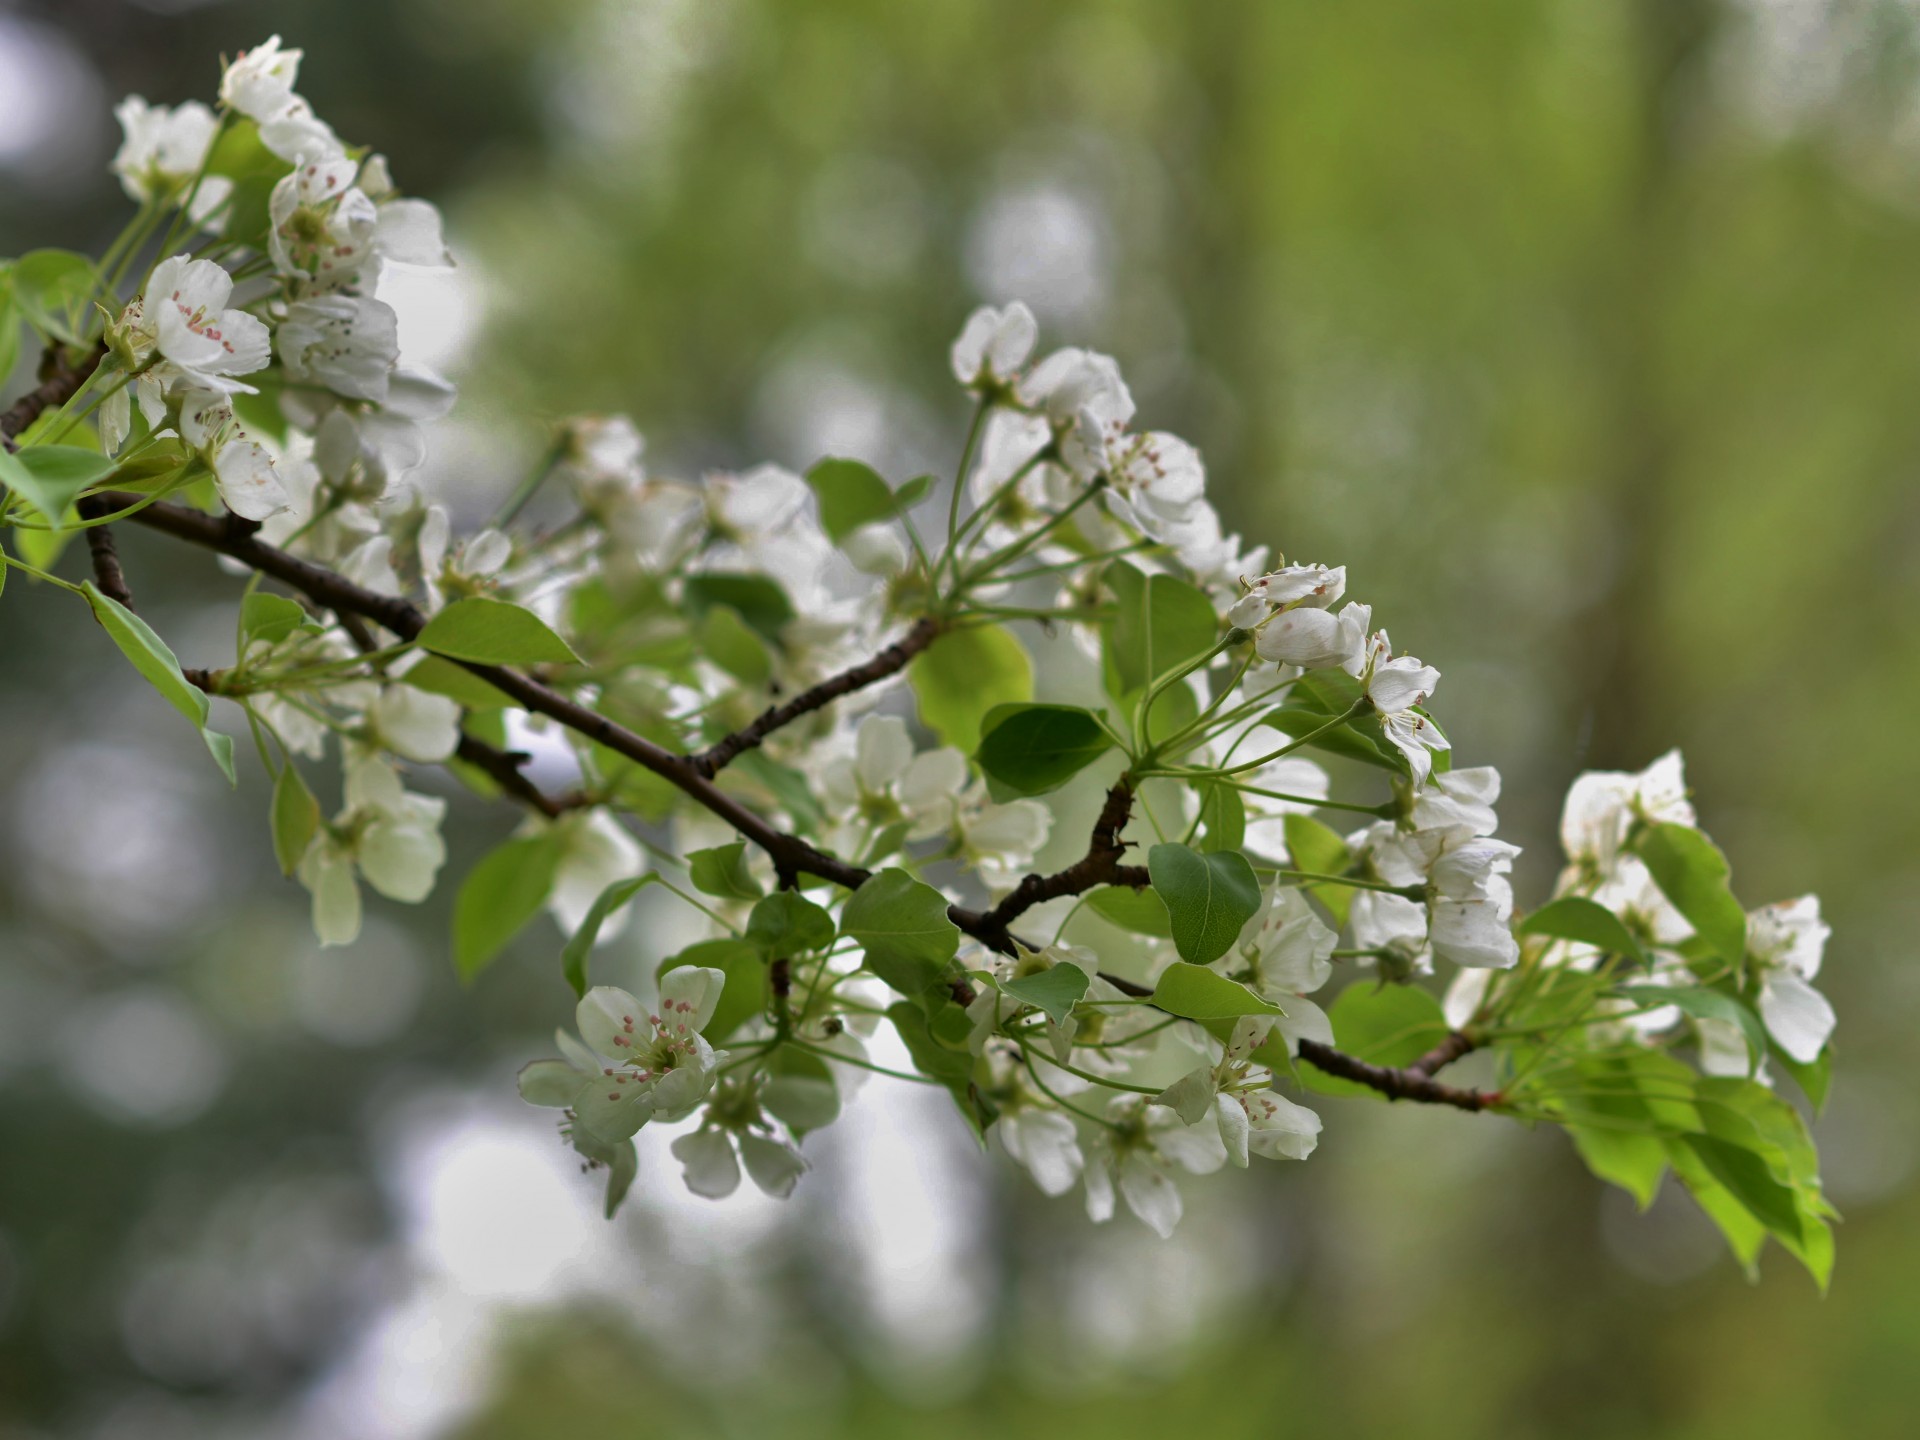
[76,495,136,608]
[1294,1038,1498,1112]
[1094,967,1495,1112]
[107,489,1507,1114]
[1,344,105,447]
[108,493,877,895]
[974,781,1148,950]
[689,615,945,778]
[454,734,586,820]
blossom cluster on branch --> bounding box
[0,39,1837,1280]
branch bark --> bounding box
[974,781,1149,951]
[1,344,104,447]
[689,615,944,778]
[102,490,1503,1115]
[76,495,136,607]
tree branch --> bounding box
[454,734,587,820]
[974,780,1148,950]
[1,344,103,447]
[76,495,136,607]
[1294,1038,1498,1112]
[104,491,1502,1116]
[689,615,944,778]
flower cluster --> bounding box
[0,45,1838,1282]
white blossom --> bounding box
[950,301,1038,388]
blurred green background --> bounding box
[4,0,1920,1434]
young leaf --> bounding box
[1519,895,1649,967]
[689,841,763,901]
[840,867,960,997]
[418,596,580,666]
[1622,984,1768,1071]
[270,763,321,876]
[1146,842,1261,965]
[1775,1046,1832,1113]
[1281,813,1354,927]
[560,873,661,996]
[1195,781,1245,853]
[240,592,313,647]
[0,445,116,526]
[1102,561,1218,697]
[696,604,771,684]
[1569,1126,1670,1212]
[660,937,767,1041]
[1636,823,1749,974]
[761,1047,842,1134]
[401,653,517,709]
[1297,983,1450,1098]
[805,456,900,541]
[746,891,836,955]
[887,1000,995,1138]
[909,623,1033,753]
[81,581,234,781]
[1086,884,1173,938]
[681,573,794,644]
[10,249,98,342]
[1000,964,1091,1026]
[453,834,563,980]
[1150,961,1284,1020]
[1262,704,1406,774]
[975,703,1113,798]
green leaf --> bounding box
[805,456,904,542]
[1635,823,1749,974]
[1194,781,1246,853]
[559,873,661,997]
[660,937,767,1041]
[1298,983,1450,1098]
[270,763,320,877]
[1103,561,1218,697]
[10,249,98,342]
[689,842,763,901]
[696,604,771,684]
[401,653,517,709]
[682,573,794,644]
[418,596,580,666]
[0,288,19,386]
[1622,984,1768,1072]
[603,1140,638,1219]
[1569,1126,1670,1211]
[1663,1134,1767,1275]
[840,868,961,997]
[453,834,563,980]
[1281,813,1354,927]
[975,703,1113,798]
[240,592,313,647]
[81,581,234,781]
[1086,884,1173,937]
[909,623,1033,753]
[1001,964,1091,1026]
[761,1048,841,1134]
[894,474,936,508]
[1146,842,1261,965]
[0,445,116,525]
[746,891,836,956]
[887,1000,995,1138]
[1776,1046,1832,1113]
[1150,961,1283,1020]
[1681,1133,1804,1248]
[1520,896,1650,967]
[1262,704,1406,775]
